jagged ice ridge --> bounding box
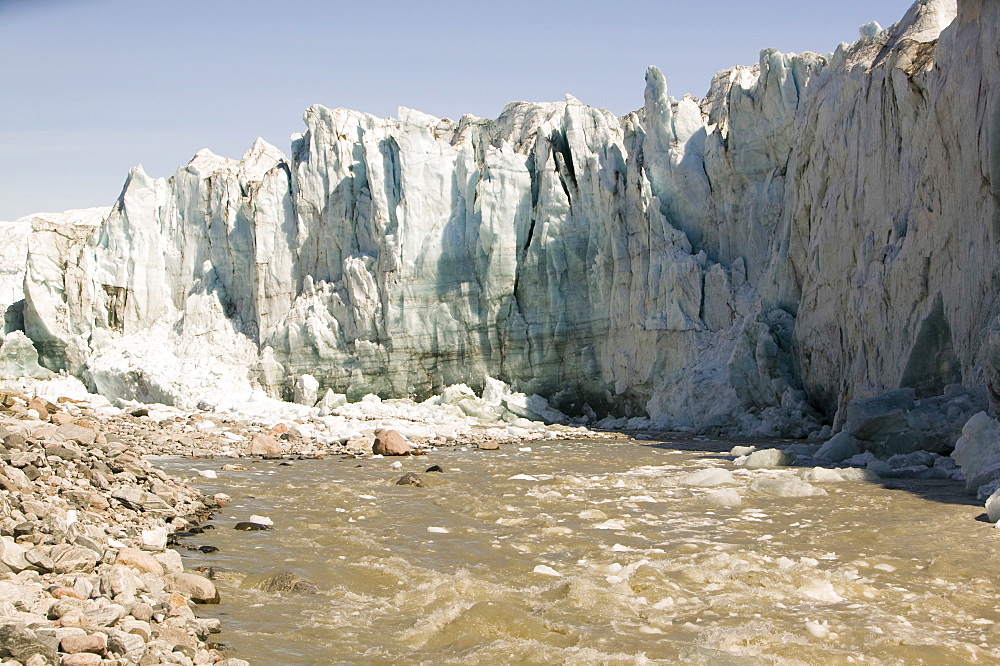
[10,0,1000,438]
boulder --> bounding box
[245,434,282,456]
[153,548,184,574]
[45,444,83,460]
[0,467,32,492]
[0,536,30,573]
[60,632,107,654]
[27,396,56,418]
[167,573,220,604]
[105,629,145,661]
[49,544,100,574]
[61,653,103,666]
[111,486,171,511]
[86,603,126,627]
[0,623,59,663]
[53,423,98,446]
[372,430,410,456]
[100,565,139,599]
[49,412,75,425]
[251,572,319,594]
[396,472,423,487]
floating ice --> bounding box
[798,580,843,603]
[750,477,827,498]
[679,468,734,487]
[703,489,742,507]
[805,619,832,638]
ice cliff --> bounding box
[15,0,999,436]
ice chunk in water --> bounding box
[679,468,734,487]
[739,448,793,468]
[800,467,845,483]
[798,580,843,602]
[805,619,832,638]
[750,477,827,498]
[703,489,742,507]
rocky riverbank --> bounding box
[0,387,247,666]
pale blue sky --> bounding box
[1,0,914,220]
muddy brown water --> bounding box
[158,437,1000,665]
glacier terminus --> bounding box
[7,0,999,440]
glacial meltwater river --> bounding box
[160,437,1000,665]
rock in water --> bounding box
[395,472,423,487]
[253,572,319,594]
[373,430,410,456]
[167,572,221,604]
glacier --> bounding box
[11,0,999,437]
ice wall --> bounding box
[23,0,996,435]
